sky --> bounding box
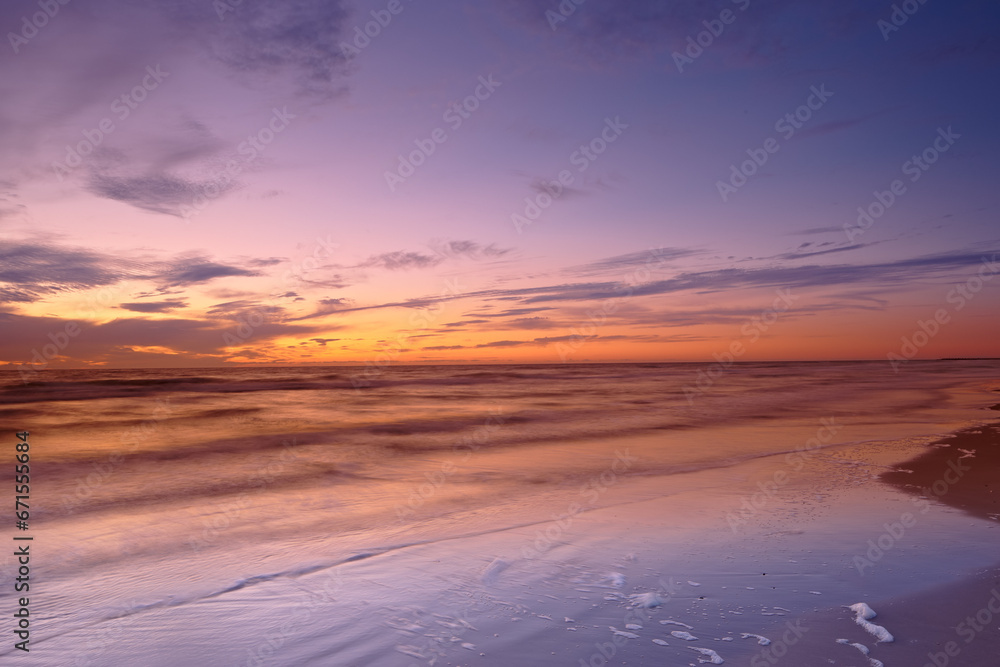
[0,0,998,368]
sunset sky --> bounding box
[1,0,998,368]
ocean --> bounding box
[2,360,998,665]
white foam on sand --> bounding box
[625,623,642,630]
[652,638,669,646]
[848,603,876,620]
[660,619,694,629]
[671,630,698,641]
[609,626,640,639]
[837,638,884,667]
[688,646,725,664]
[605,572,626,588]
[740,632,771,645]
[629,591,664,608]
[848,603,894,643]
[836,638,868,653]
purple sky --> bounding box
[1,0,998,367]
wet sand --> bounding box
[10,366,1000,666]
[749,421,1000,667]
[881,421,1000,522]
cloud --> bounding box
[354,241,513,272]
[501,316,556,330]
[204,299,284,320]
[472,307,554,318]
[429,333,689,352]
[162,0,354,98]
[441,319,489,328]
[770,243,877,261]
[565,248,699,277]
[286,297,352,321]
[324,247,1000,315]
[427,240,512,260]
[361,251,441,271]
[309,338,340,346]
[120,299,188,313]
[0,311,322,364]
[344,241,513,273]
[0,239,283,305]
[0,0,355,215]
[791,226,847,235]
[474,340,529,348]
[530,334,588,344]
[87,172,237,218]
[158,256,262,288]
[528,177,587,199]
[0,240,127,303]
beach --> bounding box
[2,360,998,665]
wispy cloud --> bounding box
[0,240,281,304]
[348,241,513,272]
[565,248,698,277]
[0,311,321,364]
[88,173,236,218]
[286,297,352,322]
[326,247,1000,315]
[120,299,188,313]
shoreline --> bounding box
[13,382,1000,665]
